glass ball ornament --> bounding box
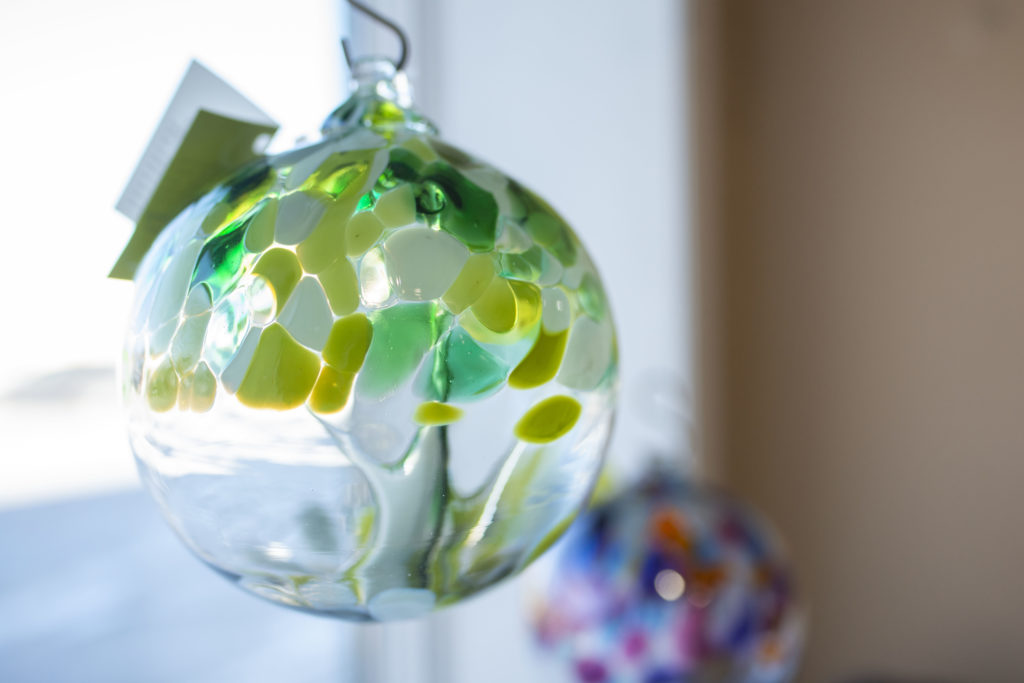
[531,468,803,682]
[121,59,617,621]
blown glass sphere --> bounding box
[122,63,617,621]
[531,469,802,682]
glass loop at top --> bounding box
[322,57,436,137]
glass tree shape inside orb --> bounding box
[122,58,618,621]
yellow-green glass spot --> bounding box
[514,395,582,444]
[358,303,452,399]
[356,507,375,548]
[323,314,373,372]
[318,257,360,316]
[368,100,406,127]
[243,198,278,253]
[442,253,495,314]
[252,248,302,313]
[309,366,356,414]
[509,280,543,331]
[146,357,179,413]
[464,280,540,342]
[170,311,211,374]
[191,361,217,412]
[508,328,569,389]
[374,185,417,228]
[414,401,464,426]
[471,277,516,333]
[578,272,608,321]
[320,163,366,198]
[345,211,385,257]
[236,324,320,409]
[296,198,356,273]
[301,151,372,200]
[192,215,251,301]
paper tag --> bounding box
[110,61,279,279]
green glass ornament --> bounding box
[122,57,617,621]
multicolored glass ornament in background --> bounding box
[121,51,616,620]
[531,467,803,682]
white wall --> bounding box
[407,2,692,681]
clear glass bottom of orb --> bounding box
[130,394,611,621]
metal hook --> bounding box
[342,0,409,72]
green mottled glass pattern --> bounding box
[122,59,616,621]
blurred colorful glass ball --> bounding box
[531,469,803,682]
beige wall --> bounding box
[693,1,1024,681]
